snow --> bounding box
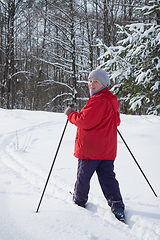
[0,108,160,240]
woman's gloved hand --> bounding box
[64,106,74,116]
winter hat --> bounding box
[88,68,110,87]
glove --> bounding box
[64,106,74,116]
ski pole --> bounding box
[117,129,157,197]
[36,118,69,213]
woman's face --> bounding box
[88,77,104,93]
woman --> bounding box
[64,68,125,222]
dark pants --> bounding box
[73,159,124,212]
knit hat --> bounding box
[88,69,110,87]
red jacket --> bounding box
[68,87,120,160]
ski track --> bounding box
[1,114,160,240]
[0,121,72,199]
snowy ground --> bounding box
[0,108,160,240]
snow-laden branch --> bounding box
[32,56,72,74]
[10,71,32,79]
[45,92,73,106]
[40,80,74,92]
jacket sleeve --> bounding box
[68,97,109,130]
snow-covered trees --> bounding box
[98,0,160,115]
[0,0,157,113]
[0,0,27,109]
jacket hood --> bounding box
[92,87,119,111]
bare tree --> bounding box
[0,0,150,112]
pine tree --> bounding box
[98,0,160,115]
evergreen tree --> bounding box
[98,0,160,115]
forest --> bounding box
[0,0,160,114]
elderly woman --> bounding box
[64,69,125,223]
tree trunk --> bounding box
[84,0,93,70]
[70,0,77,107]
